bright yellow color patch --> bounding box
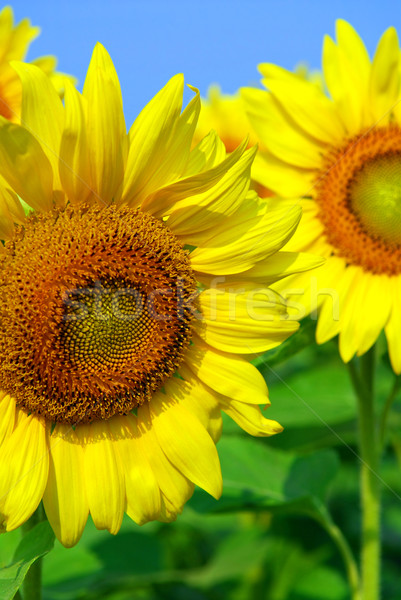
[0,44,316,546]
[194,86,272,198]
[0,6,74,123]
[242,20,401,372]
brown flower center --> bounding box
[315,125,401,275]
[0,205,197,424]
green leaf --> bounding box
[186,528,271,588]
[0,521,55,600]
[262,356,356,430]
[292,565,348,599]
[189,436,339,519]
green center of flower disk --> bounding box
[62,282,153,370]
[350,154,401,246]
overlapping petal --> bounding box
[43,425,88,548]
[0,412,48,532]
[82,43,127,205]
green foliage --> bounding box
[189,436,339,518]
[0,521,54,600]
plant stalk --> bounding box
[21,505,45,600]
[349,348,381,600]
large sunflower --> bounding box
[0,5,73,121]
[242,21,401,372]
[0,44,319,547]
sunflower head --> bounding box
[0,43,319,547]
[242,20,401,371]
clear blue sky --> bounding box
[11,0,401,126]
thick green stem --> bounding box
[21,505,45,600]
[349,348,381,600]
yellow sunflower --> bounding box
[0,5,73,121]
[242,21,401,372]
[0,44,320,547]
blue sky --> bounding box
[11,0,401,125]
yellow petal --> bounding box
[252,150,315,198]
[322,33,369,134]
[43,424,89,548]
[277,199,324,253]
[314,258,348,343]
[82,43,127,205]
[11,61,64,188]
[137,404,194,513]
[242,86,324,168]
[190,203,301,275]
[183,130,226,177]
[122,74,190,207]
[335,20,370,80]
[78,421,125,535]
[354,274,392,357]
[30,55,57,75]
[0,393,16,447]
[0,8,39,63]
[59,80,92,204]
[0,120,53,211]
[198,287,298,354]
[144,138,248,219]
[385,278,401,374]
[149,392,222,499]
[0,414,49,532]
[220,398,282,437]
[2,187,26,224]
[185,337,269,405]
[259,66,345,144]
[338,268,367,362]
[109,414,162,525]
[369,27,400,122]
[0,189,15,239]
[168,147,255,239]
[187,188,261,247]
[229,251,325,286]
[169,366,223,442]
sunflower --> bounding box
[0,5,73,121]
[0,43,320,548]
[242,21,401,372]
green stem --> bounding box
[319,517,361,600]
[21,505,45,600]
[379,376,401,447]
[349,348,381,600]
